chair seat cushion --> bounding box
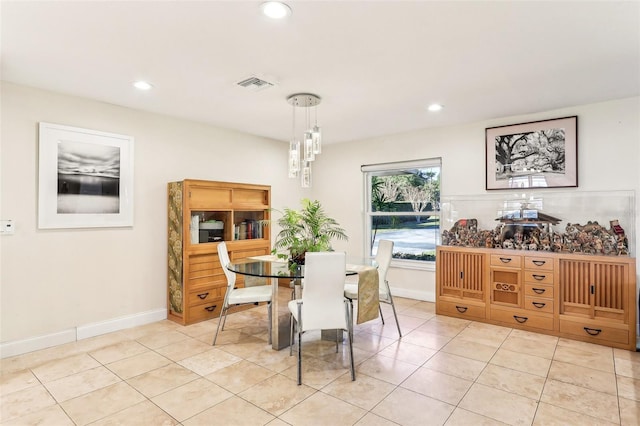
[287,299,301,321]
[344,283,359,299]
[344,283,387,300]
[228,285,272,305]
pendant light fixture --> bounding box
[287,93,322,187]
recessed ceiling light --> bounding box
[133,81,153,90]
[427,103,444,112]
[260,2,291,19]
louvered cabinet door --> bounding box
[460,252,485,301]
[592,261,629,322]
[559,259,592,317]
[559,259,629,321]
[438,250,484,299]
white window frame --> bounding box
[362,158,441,271]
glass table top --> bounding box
[227,256,376,279]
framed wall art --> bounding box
[485,116,577,190]
[38,122,134,228]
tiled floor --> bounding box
[2,295,640,425]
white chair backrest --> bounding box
[217,242,236,289]
[301,252,347,331]
[375,240,394,293]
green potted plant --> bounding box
[272,198,348,265]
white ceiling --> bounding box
[2,1,639,144]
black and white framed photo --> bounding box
[38,122,134,228]
[485,116,577,190]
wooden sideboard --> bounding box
[436,245,637,350]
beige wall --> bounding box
[1,81,638,355]
[316,97,640,302]
[0,82,305,353]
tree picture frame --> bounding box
[485,116,578,190]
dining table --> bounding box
[227,254,379,350]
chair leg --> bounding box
[388,293,402,337]
[297,303,302,385]
[212,305,227,345]
[267,302,272,345]
[289,314,294,356]
[335,328,339,353]
[348,299,354,342]
[344,302,356,381]
[379,305,385,324]
[221,306,230,330]
[297,326,302,385]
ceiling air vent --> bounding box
[236,76,274,92]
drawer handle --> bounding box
[499,257,512,263]
[455,305,468,313]
[197,292,209,300]
[532,274,546,281]
[204,305,217,312]
[532,287,546,294]
[532,260,546,266]
[532,302,546,309]
[584,327,602,336]
[513,315,528,323]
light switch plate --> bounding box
[1,220,15,235]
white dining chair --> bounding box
[212,242,272,345]
[345,239,402,337]
[288,251,355,385]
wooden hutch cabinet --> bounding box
[436,246,637,350]
[167,179,271,325]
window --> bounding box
[362,158,441,265]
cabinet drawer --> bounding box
[438,300,486,320]
[490,254,522,268]
[525,283,554,299]
[490,307,554,331]
[189,187,232,208]
[188,287,223,306]
[524,271,554,285]
[524,256,554,271]
[188,298,224,322]
[524,296,554,314]
[559,318,629,345]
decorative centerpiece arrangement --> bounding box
[271,198,348,265]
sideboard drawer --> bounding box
[524,271,554,285]
[524,256,554,271]
[438,300,486,320]
[491,254,522,268]
[524,296,554,314]
[560,318,629,346]
[525,283,554,299]
[490,307,554,331]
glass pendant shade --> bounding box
[301,161,312,188]
[286,93,321,187]
[311,125,322,154]
[288,140,300,178]
[303,132,315,161]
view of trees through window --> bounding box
[366,162,440,262]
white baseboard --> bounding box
[76,308,167,340]
[390,287,435,303]
[0,329,77,359]
[1,309,167,359]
